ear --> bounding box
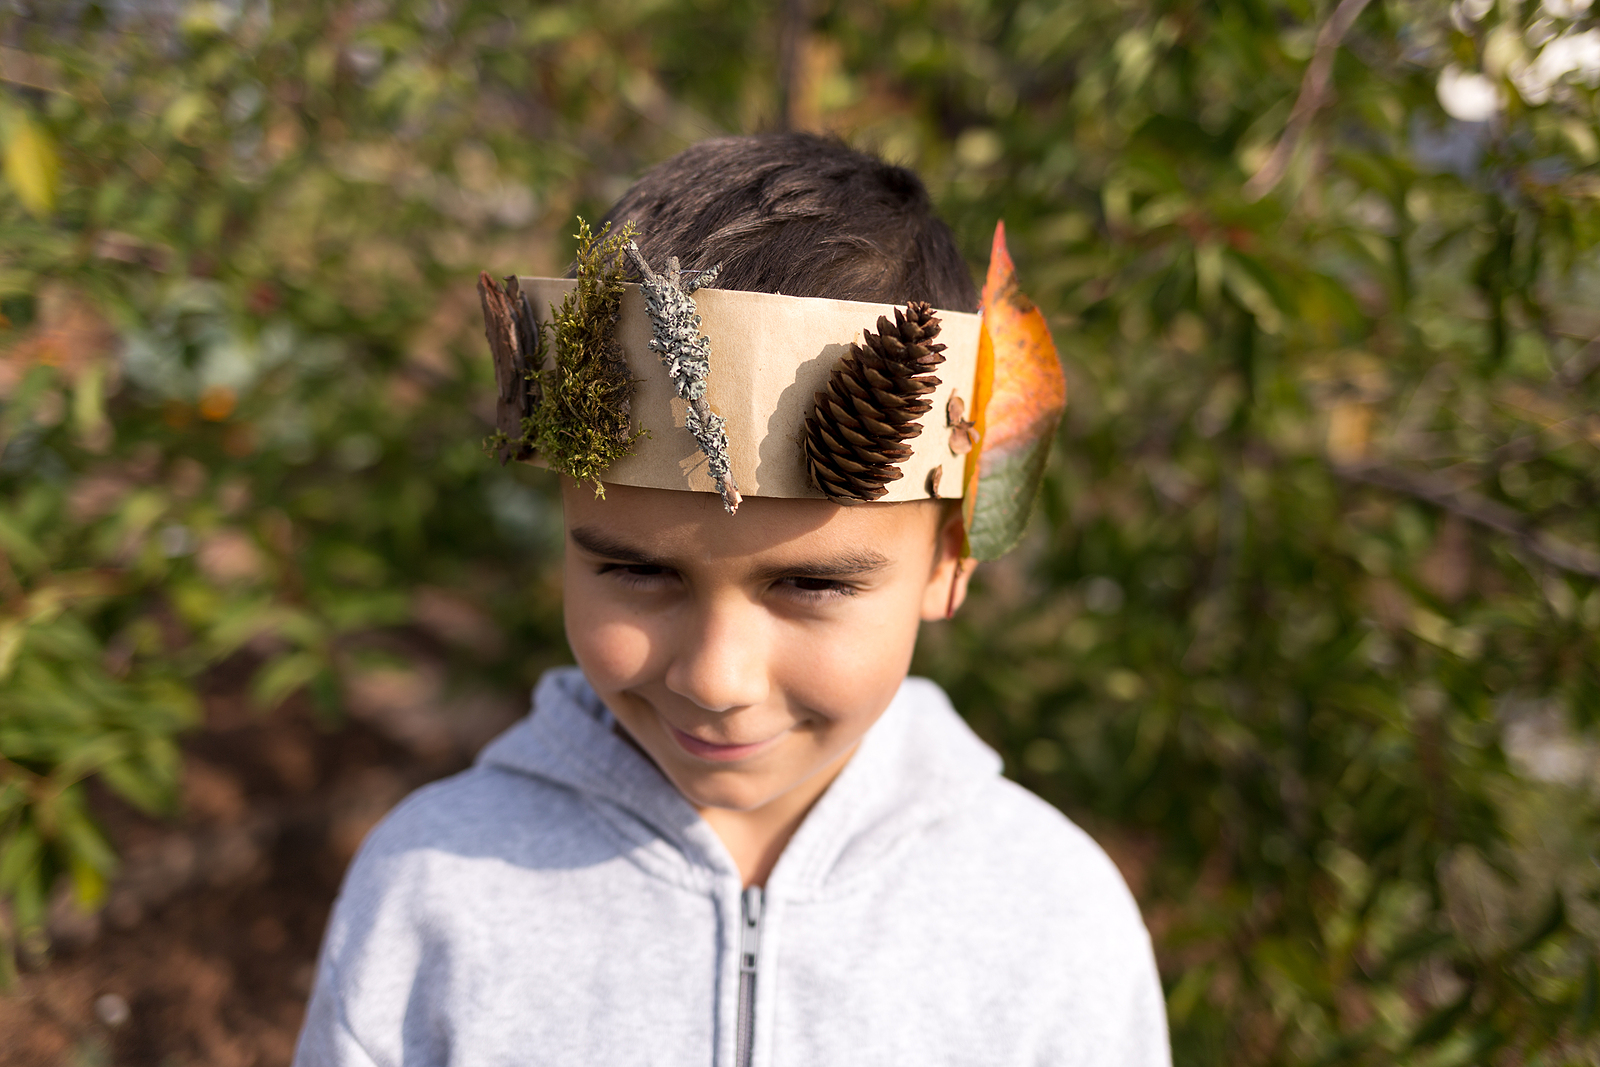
[920,506,976,621]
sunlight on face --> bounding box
[561,482,964,818]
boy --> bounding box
[294,134,1169,1066]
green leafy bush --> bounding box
[1,0,1597,1062]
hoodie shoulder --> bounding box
[974,778,1143,916]
[347,762,613,886]
[889,680,1142,930]
[915,777,1168,1062]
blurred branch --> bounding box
[776,0,812,131]
[1479,422,1580,469]
[1556,333,1600,389]
[0,47,62,94]
[1426,417,1597,489]
[1244,0,1374,201]
[1334,461,1600,579]
[0,548,21,607]
[615,69,724,142]
[1390,363,1452,457]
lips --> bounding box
[666,722,782,763]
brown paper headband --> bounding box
[479,221,1064,559]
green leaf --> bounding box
[97,755,178,815]
[0,509,48,575]
[251,650,327,710]
[55,792,116,907]
[0,779,24,820]
[0,619,24,681]
[162,91,207,139]
[72,362,109,444]
[0,823,42,893]
[1576,955,1598,1034]
[1511,891,1566,955]
[8,857,46,936]
[1408,986,1476,1050]
[0,103,60,217]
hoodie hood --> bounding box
[476,666,1002,899]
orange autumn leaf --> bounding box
[961,221,1066,560]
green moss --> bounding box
[525,218,641,495]
[481,429,513,457]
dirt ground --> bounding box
[0,668,521,1067]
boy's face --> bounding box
[562,482,969,816]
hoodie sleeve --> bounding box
[290,783,460,1067]
[294,959,384,1067]
[1052,829,1172,1067]
[1105,920,1172,1067]
[1026,861,1171,1066]
[979,780,1172,1067]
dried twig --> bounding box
[1244,0,1374,202]
[1334,461,1600,579]
[477,272,537,466]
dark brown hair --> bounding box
[593,134,978,313]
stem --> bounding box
[1244,0,1374,201]
[1333,460,1600,580]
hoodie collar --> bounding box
[477,667,1002,898]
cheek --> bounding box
[563,577,660,692]
[777,589,924,724]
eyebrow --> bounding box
[568,526,670,567]
[750,552,892,582]
[568,525,893,580]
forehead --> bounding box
[560,481,942,564]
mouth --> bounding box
[665,722,783,763]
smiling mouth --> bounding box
[666,723,782,763]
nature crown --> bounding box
[478,219,1066,560]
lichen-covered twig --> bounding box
[626,241,741,514]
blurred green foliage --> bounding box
[1,0,1597,1061]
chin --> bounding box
[667,772,780,813]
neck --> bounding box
[698,742,859,888]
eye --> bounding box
[789,577,839,592]
[597,563,678,587]
[776,576,858,601]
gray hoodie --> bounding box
[294,668,1170,1067]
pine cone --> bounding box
[803,301,946,504]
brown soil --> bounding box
[0,669,519,1067]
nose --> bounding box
[663,595,770,713]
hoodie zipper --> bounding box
[735,885,764,1067]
